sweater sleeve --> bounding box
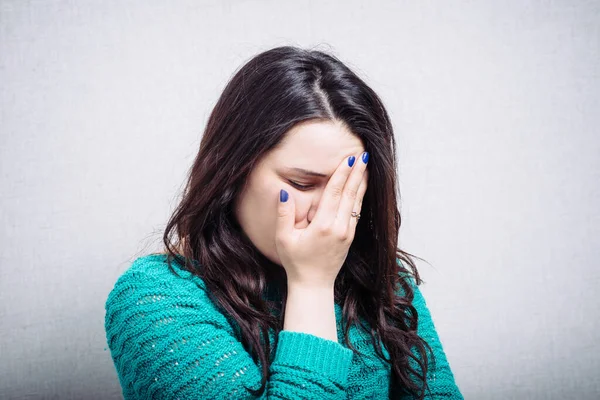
[104,262,353,400]
[399,276,464,399]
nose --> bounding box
[307,208,315,225]
[294,189,323,229]
[306,189,324,224]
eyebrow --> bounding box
[285,167,329,178]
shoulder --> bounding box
[395,257,420,296]
[103,254,243,398]
[108,253,207,296]
[104,253,229,333]
[394,258,432,322]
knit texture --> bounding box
[104,254,463,399]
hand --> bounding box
[275,152,370,289]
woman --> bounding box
[104,46,463,399]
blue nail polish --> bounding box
[280,189,288,202]
[348,156,356,167]
[362,152,369,163]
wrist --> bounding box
[287,281,335,293]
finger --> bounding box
[275,189,295,245]
[311,154,356,227]
[335,151,369,232]
[347,168,368,235]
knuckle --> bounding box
[330,185,344,199]
[316,223,332,236]
[344,187,357,200]
[345,232,355,244]
[337,229,349,241]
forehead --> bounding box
[268,119,365,172]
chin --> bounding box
[249,239,281,267]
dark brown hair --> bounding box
[161,46,435,398]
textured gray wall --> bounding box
[1,1,598,399]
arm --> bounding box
[104,264,353,399]
[398,275,464,399]
[283,284,338,342]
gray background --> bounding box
[1,0,599,399]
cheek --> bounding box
[244,178,284,263]
[254,178,279,214]
[244,177,280,234]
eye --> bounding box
[288,180,314,191]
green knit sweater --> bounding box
[104,254,463,399]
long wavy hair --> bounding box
[160,46,435,398]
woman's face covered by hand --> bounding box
[234,119,365,266]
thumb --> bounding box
[276,189,295,240]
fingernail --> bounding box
[362,152,369,164]
[348,156,356,167]
[280,189,288,202]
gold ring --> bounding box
[351,211,361,220]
